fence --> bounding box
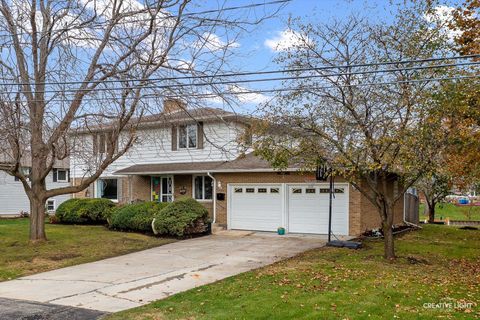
[404,192,419,224]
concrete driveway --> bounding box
[0,232,325,313]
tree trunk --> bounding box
[381,204,395,260]
[29,197,47,242]
[427,200,436,223]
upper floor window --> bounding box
[14,167,31,181]
[178,124,197,149]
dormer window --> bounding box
[178,124,197,149]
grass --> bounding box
[0,218,175,281]
[108,225,480,320]
[419,202,480,221]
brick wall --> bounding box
[212,171,404,236]
[71,177,94,198]
[120,176,151,203]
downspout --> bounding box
[207,172,216,224]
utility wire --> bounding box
[0,0,291,38]
[0,54,479,88]
[6,74,479,104]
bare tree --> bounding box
[254,3,453,259]
[0,0,281,241]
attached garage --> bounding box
[228,183,349,235]
[228,184,283,232]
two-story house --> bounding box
[0,157,71,216]
[71,100,405,236]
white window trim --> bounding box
[193,175,213,201]
[151,175,174,203]
[177,124,198,149]
[46,199,56,212]
[56,169,68,183]
[96,178,119,203]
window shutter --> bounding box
[53,168,58,182]
[197,122,204,149]
[99,133,106,153]
[171,126,177,151]
[67,169,71,183]
[93,134,98,155]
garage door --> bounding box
[229,185,283,232]
[288,184,349,235]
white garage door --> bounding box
[229,185,283,232]
[288,184,349,235]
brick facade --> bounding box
[78,171,404,236]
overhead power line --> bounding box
[0,0,291,38]
[0,54,479,88]
[7,74,480,104]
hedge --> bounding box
[152,198,210,237]
[108,201,169,232]
[55,198,114,224]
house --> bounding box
[0,159,71,216]
[71,100,405,236]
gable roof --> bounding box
[75,107,251,134]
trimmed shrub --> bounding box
[55,198,114,224]
[108,202,169,232]
[152,198,210,237]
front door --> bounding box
[151,176,173,202]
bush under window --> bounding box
[152,198,210,237]
[108,202,169,233]
[55,198,114,224]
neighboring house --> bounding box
[71,100,405,236]
[0,160,71,216]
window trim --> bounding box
[96,178,119,202]
[46,199,56,212]
[178,124,198,149]
[193,175,213,201]
[56,169,68,183]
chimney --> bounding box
[163,99,186,114]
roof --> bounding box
[113,153,301,175]
[75,107,251,134]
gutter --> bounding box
[207,172,217,224]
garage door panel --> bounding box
[229,185,282,232]
[288,185,349,235]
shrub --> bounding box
[55,198,114,224]
[108,202,169,232]
[152,198,210,237]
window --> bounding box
[57,169,68,182]
[194,176,213,200]
[46,200,55,212]
[234,187,243,193]
[14,167,31,181]
[334,188,345,193]
[97,178,118,200]
[178,124,197,149]
[292,188,302,194]
[152,176,173,202]
[306,188,316,194]
[270,188,280,193]
[246,188,255,193]
[319,188,330,193]
[258,188,267,193]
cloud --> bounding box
[193,32,240,51]
[228,85,269,104]
[264,29,311,52]
[424,5,462,41]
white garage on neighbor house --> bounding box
[227,183,349,235]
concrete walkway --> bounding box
[0,232,325,313]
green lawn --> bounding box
[419,202,480,221]
[0,218,175,281]
[108,225,480,320]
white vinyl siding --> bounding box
[71,121,245,178]
[0,170,71,216]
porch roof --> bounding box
[113,153,303,175]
